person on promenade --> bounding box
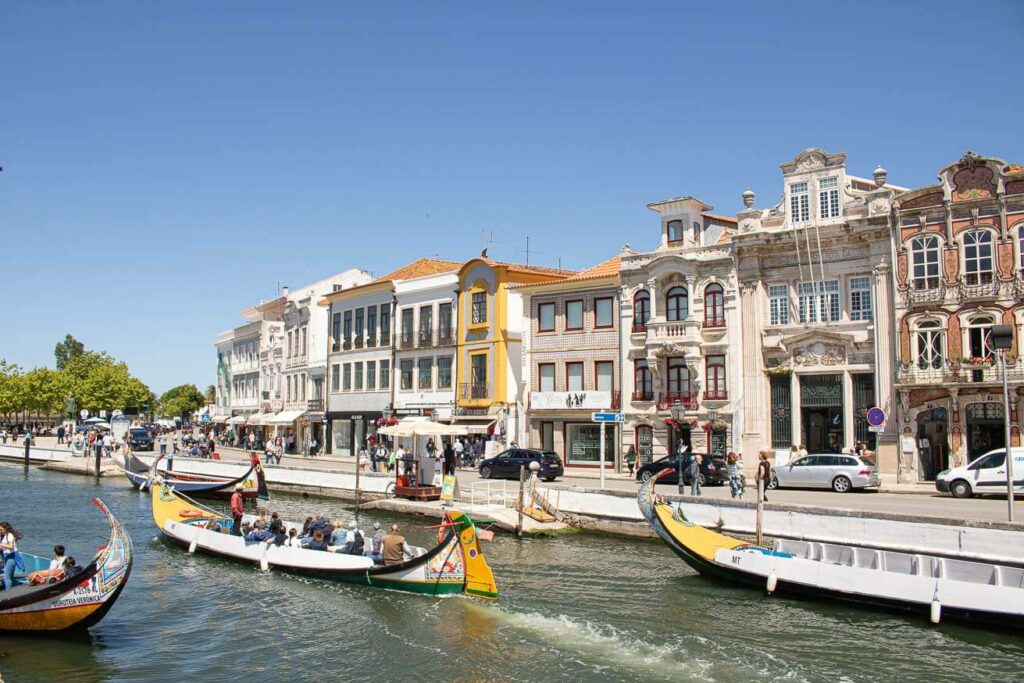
[1,427,6,444]
[688,453,702,497]
[443,441,455,476]
[453,438,464,468]
[358,445,369,472]
[57,424,65,445]
[229,484,245,536]
[625,445,637,477]
[798,443,808,459]
[756,451,772,502]
[387,447,397,474]
[727,452,744,499]
[381,524,411,566]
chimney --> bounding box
[282,285,289,297]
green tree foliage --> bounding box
[54,334,86,371]
[205,384,216,401]
[22,367,67,416]
[160,384,206,418]
[0,361,26,417]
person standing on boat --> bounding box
[0,522,24,590]
[230,484,245,536]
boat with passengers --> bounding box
[638,471,1024,628]
[149,480,497,599]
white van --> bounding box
[935,447,1024,498]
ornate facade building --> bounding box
[892,153,1024,481]
[619,196,740,462]
[733,149,900,472]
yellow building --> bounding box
[454,256,572,441]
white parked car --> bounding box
[935,448,1024,498]
[769,454,880,493]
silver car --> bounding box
[770,454,880,493]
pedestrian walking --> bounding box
[625,445,637,477]
[688,453,702,497]
[57,424,65,445]
[453,438,464,468]
[756,451,772,502]
[727,452,744,499]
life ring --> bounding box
[28,568,66,585]
[179,509,204,519]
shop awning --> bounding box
[466,421,496,435]
[266,410,305,425]
[227,415,247,425]
[211,415,228,424]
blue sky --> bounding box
[2,1,1022,394]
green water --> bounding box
[0,465,1019,682]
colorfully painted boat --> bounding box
[0,498,132,631]
[150,481,497,599]
[123,452,268,501]
[638,472,1024,628]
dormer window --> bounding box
[667,220,684,243]
[789,182,809,223]
[819,176,840,218]
[692,221,701,245]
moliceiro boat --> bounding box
[124,452,268,501]
[150,482,498,599]
[637,473,1024,628]
[0,499,133,631]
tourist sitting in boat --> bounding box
[245,521,274,543]
[284,528,301,547]
[306,515,331,539]
[303,530,329,551]
[367,522,384,563]
[63,556,82,577]
[205,519,228,533]
[381,524,413,566]
[329,520,346,547]
[50,545,67,570]
[341,522,365,555]
[268,520,287,546]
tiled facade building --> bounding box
[892,153,1024,481]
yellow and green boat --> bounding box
[150,481,498,599]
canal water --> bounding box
[0,464,1020,683]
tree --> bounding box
[204,384,216,402]
[0,361,25,418]
[22,367,66,417]
[54,334,86,371]
[160,384,206,419]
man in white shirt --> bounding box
[102,433,113,458]
[453,438,465,468]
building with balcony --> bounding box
[733,148,900,472]
[454,254,573,443]
[321,258,459,455]
[517,256,621,469]
[619,196,740,463]
[892,152,1024,480]
[393,265,461,421]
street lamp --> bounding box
[516,459,541,537]
[671,399,685,494]
[990,325,1016,522]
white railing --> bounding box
[463,480,517,507]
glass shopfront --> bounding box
[327,413,381,456]
[565,423,616,466]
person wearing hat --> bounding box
[229,483,245,536]
[367,522,385,563]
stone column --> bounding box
[842,369,855,451]
[740,281,763,450]
[647,277,658,319]
[873,262,899,477]
[791,371,802,449]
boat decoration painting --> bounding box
[123,451,268,501]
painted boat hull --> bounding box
[150,483,497,600]
[123,452,267,501]
[0,499,133,632]
[637,473,1024,629]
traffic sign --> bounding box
[866,407,886,427]
[591,412,625,423]
[868,425,885,433]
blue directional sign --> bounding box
[591,412,625,423]
[866,407,885,427]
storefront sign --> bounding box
[710,429,727,457]
[530,391,611,411]
[637,427,654,463]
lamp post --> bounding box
[516,460,541,538]
[670,400,685,494]
[990,325,1016,522]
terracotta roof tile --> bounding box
[474,257,575,278]
[564,255,621,282]
[377,257,462,282]
[703,213,738,224]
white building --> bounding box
[392,267,461,421]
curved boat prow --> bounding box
[446,511,498,600]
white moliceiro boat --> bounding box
[638,473,1024,628]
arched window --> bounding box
[633,360,653,401]
[704,283,725,328]
[967,315,994,360]
[667,220,684,243]
[963,230,994,286]
[914,320,945,370]
[633,291,650,332]
[666,357,691,398]
[910,235,940,290]
[666,287,689,321]
[1017,225,1024,277]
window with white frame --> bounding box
[967,315,994,360]
[366,360,376,390]
[797,280,839,323]
[963,230,994,285]
[849,276,872,321]
[769,284,790,325]
[914,320,945,370]
[789,182,810,223]
[818,176,840,218]
[911,235,941,290]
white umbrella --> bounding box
[412,421,468,437]
[83,416,105,424]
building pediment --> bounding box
[764,329,861,367]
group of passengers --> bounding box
[0,523,84,589]
[232,512,414,566]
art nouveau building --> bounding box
[892,153,1024,481]
[392,265,461,421]
[733,148,900,472]
[454,256,571,444]
[518,257,621,469]
[619,197,740,463]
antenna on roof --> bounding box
[522,235,543,266]
[482,228,496,255]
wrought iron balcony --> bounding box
[958,277,999,301]
[895,359,1024,385]
[702,318,726,330]
[307,398,324,413]
[437,327,456,346]
[458,382,491,400]
[631,389,654,402]
[366,335,377,348]
[631,322,647,334]
[657,392,698,410]
[354,336,364,349]
[703,389,729,401]
[397,332,415,350]
[418,329,435,348]
[904,282,946,306]
[342,339,352,351]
